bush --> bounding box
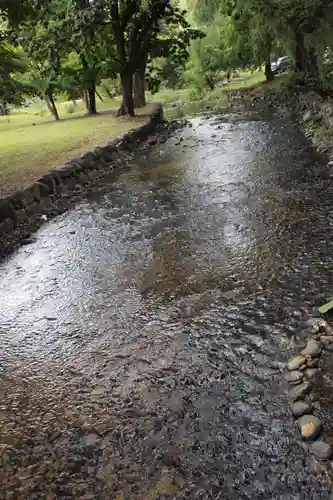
[188,88,204,100]
[65,102,75,114]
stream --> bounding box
[1,110,333,498]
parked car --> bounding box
[271,56,293,74]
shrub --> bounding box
[65,102,75,114]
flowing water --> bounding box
[2,110,333,499]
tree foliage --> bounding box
[184,0,333,92]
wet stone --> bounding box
[310,441,333,460]
[291,400,313,418]
[289,383,311,402]
[287,355,306,371]
[21,237,37,246]
[301,341,322,358]
[304,368,318,380]
[285,370,303,385]
[298,415,322,440]
[318,319,328,331]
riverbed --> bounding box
[1,110,333,498]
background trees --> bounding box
[185,0,333,93]
[2,0,333,118]
[0,0,200,117]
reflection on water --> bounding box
[1,111,333,498]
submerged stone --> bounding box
[285,370,303,384]
[298,415,322,440]
[291,400,313,418]
[304,368,318,380]
[287,355,306,371]
[301,341,322,358]
[311,441,332,460]
[289,383,311,402]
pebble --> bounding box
[291,400,313,418]
[311,323,321,334]
[285,370,303,384]
[304,368,318,380]
[289,383,311,401]
[301,341,322,358]
[298,415,322,440]
[287,355,306,371]
[310,441,332,460]
[318,319,328,330]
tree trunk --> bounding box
[87,81,97,115]
[96,89,104,102]
[264,35,274,83]
[265,61,274,82]
[82,90,89,113]
[295,31,318,74]
[103,86,115,100]
[46,89,59,121]
[133,65,146,108]
[44,95,54,116]
[118,72,135,117]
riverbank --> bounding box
[0,105,154,198]
[0,105,167,259]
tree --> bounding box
[18,21,65,120]
[62,0,117,115]
[107,0,174,116]
[135,7,204,106]
[0,37,26,113]
[0,0,30,111]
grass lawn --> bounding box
[0,101,153,197]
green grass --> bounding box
[0,101,152,196]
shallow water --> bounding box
[1,110,333,498]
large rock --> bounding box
[36,181,50,197]
[285,370,303,385]
[0,198,15,222]
[291,400,313,418]
[38,173,57,194]
[50,171,61,185]
[287,355,306,371]
[91,146,110,165]
[57,161,81,178]
[78,151,95,168]
[289,382,311,401]
[304,368,318,380]
[11,187,34,209]
[298,414,322,440]
[39,196,52,210]
[29,183,42,202]
[301,341,322,358]
[311,441,332,460]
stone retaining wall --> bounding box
[297,91,333,164]
[0,105,164,256]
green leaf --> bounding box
[319,299,333,315]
